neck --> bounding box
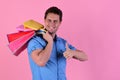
[51,33,56,39]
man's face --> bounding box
[44,13,61,34]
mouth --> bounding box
[47,26,56,31]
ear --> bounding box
[59,21,62,26]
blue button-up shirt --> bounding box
[27,35,76,80]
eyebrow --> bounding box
[47,19,58,22]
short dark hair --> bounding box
[44,6,63,22]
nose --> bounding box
[49,21,55,27]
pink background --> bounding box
[0,0,120,80]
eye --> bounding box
[54,20,58,23]
[47,19,51,23]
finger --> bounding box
[66,42,70,50]
[64,54,72,60]
[64,54,69,59]
[67,56,72,60]
[64,53,70,58]
[63,52,69,56]
[63,52,68,58]
[63,52,67,57]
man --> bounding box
[27,6,88,80]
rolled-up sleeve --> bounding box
[68,43,76,50]
[27,36,46,55]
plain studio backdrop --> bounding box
[0,0,120,80]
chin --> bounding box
[49,32,54,34]
[48,31,56,34]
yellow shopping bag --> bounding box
[23,20,44,30]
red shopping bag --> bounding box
[7,31,34,43]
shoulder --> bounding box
[29,35,44,42]
[28,35,46,46]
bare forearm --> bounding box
[73,50,88,61]
[38,41,53,65]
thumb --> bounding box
[66,42,70,50]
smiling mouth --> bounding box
[48,26,56,31]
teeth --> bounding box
[50,27,54,29]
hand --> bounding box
[42,31,53,43]
[63,43,74,60]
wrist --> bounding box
[48,40,53,44]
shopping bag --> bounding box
[7,31,35,56]
[23,19,44,30]
[16,25,32,32]
[7,19,45,56]
[7,31,34,43]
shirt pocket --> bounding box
[56,40,66,56]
